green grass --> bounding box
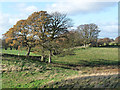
[2,48,39,56]
[52,47,118,65]
[2,47,119,88]
[2,56,78,88]
[2,47,118,66]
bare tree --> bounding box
[77,23,100,47]
[46,12,73,63]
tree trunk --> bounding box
[26,47,31,56]
[16,46,18,50]
[41,55,44,62]
[5,47,7,50]
[48,50,52,63]
[84,43,86,47]
[41,54,45,62]
[41,50,45,62]
[10,46,12,50]
[18,51,20,56]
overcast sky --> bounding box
[0,0,118,39]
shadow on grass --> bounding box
[52,59,119,69]
[2,53,46,64]
[97,45,119,48]
[2,53,41,60]
[2,53,40,58]
[43,74,119,88]
[51,59,119,71]
[77,59,119,66]
[2,53,119,71]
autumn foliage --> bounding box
[3,11,72,63]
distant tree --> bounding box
[97,38,114,46]
[65,30,83,48]
[97,39,104,46]
[102,38,113,46]
[115,36,120,45]
[77,23,100,47]
[64,31,76,48]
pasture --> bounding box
[1,47,119,88]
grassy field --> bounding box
[2,56,78,88]
[2,47,118,65]
[52,47,118,65]
[2,48,39,56]
[2,47,119,88]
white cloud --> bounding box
[0,12,24,38]
[0,2,40,38]
[16,3,38,14]
[0,13,10,38]
[98,21,118,33]
[0,4,39,38]
[24,6,38,13]
[97,21,118,39]
[101,25,118,33]
[46,1,116,15]
[0,1,118,39]
[9,18,21,25]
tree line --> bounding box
[2,11,118,63]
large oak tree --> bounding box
[3,11,72,63]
